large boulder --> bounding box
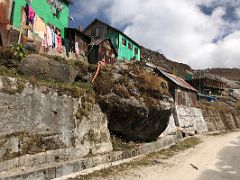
[94,61,174,142]
[18,54,79,82]
[99,94,173,142]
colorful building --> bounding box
[84,19,141,61]
[11,0,72,38]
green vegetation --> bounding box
[74,137,201,180]
[0,65,94,97]
[9,44,28,60]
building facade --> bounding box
[84,19,140,61]
[88,38,117,64]
[12,0,71,37]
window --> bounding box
[128,43,133,50]
[134,48,138,55]
[95,27,104,37]
[122,38,126,46]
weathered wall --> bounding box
[161,105,208,136]
[173,106,208,135]
[0,76,112,172]
[202,109,240,132]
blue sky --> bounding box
[69,0,240,69]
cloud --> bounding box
[72,0,240,69]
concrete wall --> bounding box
[0,76,112,172]
[202,109,240,132]
[162,105,208,136]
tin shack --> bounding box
[88,38,117,64]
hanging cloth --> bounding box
[51,28,56,48]
[46,26,53,47]
[25,3,35,24]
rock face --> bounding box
[95,61,174,142]
[0,76,112,172]
[18,54,79,82]
[99,94,173,142]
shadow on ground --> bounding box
[198,136,240,180]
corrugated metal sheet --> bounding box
[157,68,198,92]
[146,63,197,92]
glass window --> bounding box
[134,48,138,55]
[128,43,133,50]
[122,38,126,46]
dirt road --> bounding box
[95,131,240,180]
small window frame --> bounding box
[134,47,138,55]
[128,43,133,50]
[122,38,126,46]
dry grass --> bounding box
[93,70,114,95]
[138,72,169,95]
[113,84,130,98]
[74,137,201,180]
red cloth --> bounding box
[56,34,62,53]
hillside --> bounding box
[206,68,240,82]
[141,47,192,79]
[141,47,240,84]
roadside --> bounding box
[69,131,240,180]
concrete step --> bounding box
[0,135,179,180]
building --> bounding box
[88,38,117,64]
[84,19,140,61]
[187,71,227,96]
[147,63,198,107]
[64,28,91,58]
[12,0,71,37]
[1,0,72,49]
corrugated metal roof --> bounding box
[157,68,198,92]
[84,19,140,47]
[90,38,107,46]
[145,63,197,92]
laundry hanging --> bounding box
[25,2,35,24]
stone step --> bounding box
[0,135,179,180]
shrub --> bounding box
[9,44,28,60]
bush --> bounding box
[9,44,28,60]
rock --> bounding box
[0,77,112,171]
[114,61,129,74]
[98,93,173,142]
[18,54,79,82]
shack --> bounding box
[84,19,140,61]
[64,28,91,58]
[147,63,198,107]
[88,38,117,64]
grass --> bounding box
[0,65,94,97]
[74,137,201,180]
[111,135,142,151]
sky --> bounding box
[70,0,240,69]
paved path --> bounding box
[94,131,240,180]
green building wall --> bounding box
[118,34,140,61]
[105,32,140,61]
[12,0,69,37]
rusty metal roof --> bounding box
[146,63,197,92]
[157,68,198,92]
